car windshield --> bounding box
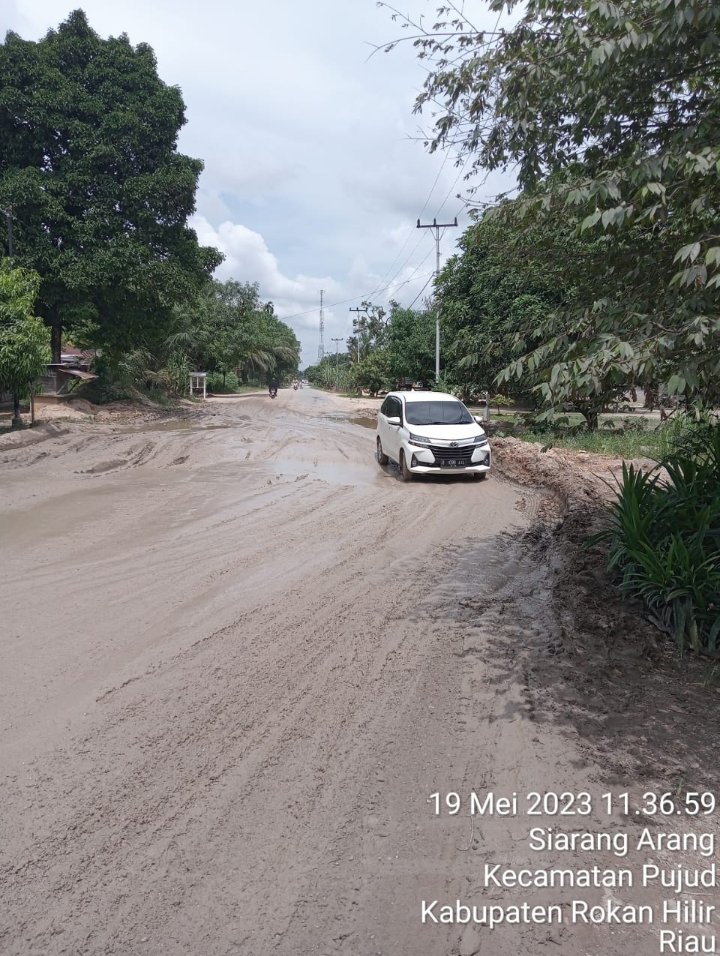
[404,400,473,426]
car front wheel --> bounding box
[399,449,413,482]
[376,437,389,466]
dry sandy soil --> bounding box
[1,388,718,956]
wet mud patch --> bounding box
[320,412,377,430]
[267,457,375,487]
[80,458,127,475]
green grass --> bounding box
[518,429,663,458]
[482,408,666,458]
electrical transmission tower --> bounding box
[417,216,458,382]
[318,289,325,362]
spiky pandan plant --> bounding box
[592,424,720,654]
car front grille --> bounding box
[429,444,474,465]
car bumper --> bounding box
[406,446,491,475]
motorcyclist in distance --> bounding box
[268,375,279,398]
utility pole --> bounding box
[349,305,368,362]
[318,289,325,362]
[417,216,457,382]
[331,337,343,390]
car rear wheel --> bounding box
[399,449,413,482]
[376,437,389,466]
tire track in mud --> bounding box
[1,391,552,956]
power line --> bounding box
[406,272,435,311]
[280,269,436,324]
[366,150,453,300]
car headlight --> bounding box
[473,434,489,445]
[408,433,432,447]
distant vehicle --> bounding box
[376,390,491,482]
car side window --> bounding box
[380,398,390,416]
[390,397,403,421]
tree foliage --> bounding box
[0,10,222,361]
[0,264,49,424]
[108,279,300,396]
[385,304,436,385]
[382,0,720,414]
[342,300,436,392]
[170,280,299,384]
[347,301,388,361]
[590,427,720,655]
[435,209,569,402]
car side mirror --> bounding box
[386,416,401,426]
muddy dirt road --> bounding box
[1,389,716,955]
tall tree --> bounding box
[0,10,222,362]
[385,303,436,385]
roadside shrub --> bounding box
[207,370,240,393]
[87,349,191,402]
[620,416,648,433]
[591,425,720,655]
[656,408,719,461]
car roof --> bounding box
[388,391,460,403]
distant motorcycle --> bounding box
[293,382,298,391]
[269,385,278,399]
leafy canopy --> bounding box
[382,0,720,410]
[168,280,300,384]
[0,264,49,404]
[0,10,222,358]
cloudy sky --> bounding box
[5,0,509,367]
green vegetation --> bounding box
[377,0,720,652]
[0,265,49,426]
[516,428,661,460]
[0,11,221,364]
[90,279,300,400]
[0,12,299,406]
[590,420,720,656]
[381,0,720,424]
[305,300,438,395]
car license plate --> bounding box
[445,459,461,467]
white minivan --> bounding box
[376,390,491,481]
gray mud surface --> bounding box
[1,390,718,955]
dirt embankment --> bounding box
[491,436,719,790]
